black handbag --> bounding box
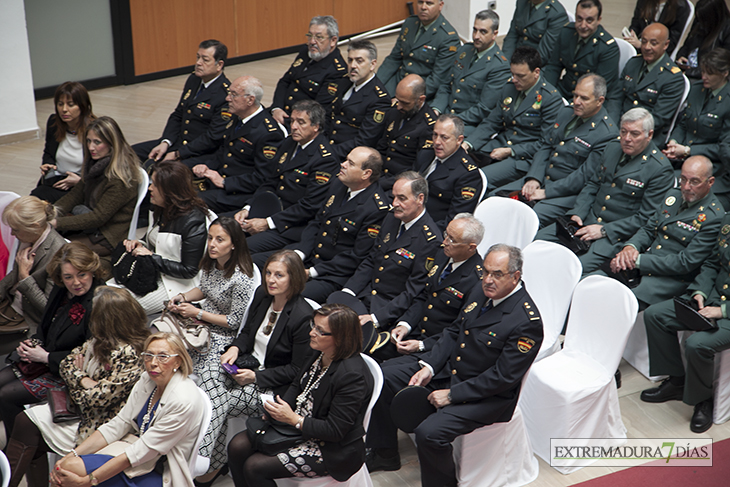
[111,243,160,296]
[234,353,261,370]
[246,416,303,455]
[555,215,592,255]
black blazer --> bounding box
[230,287,314,395]
[32,278,101,375]
[42,114,61,167]
[282,353,374,482]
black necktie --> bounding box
[439,262,453,283]
[396,224,405,240]
[479,300,493,316]
[194,82,205,99]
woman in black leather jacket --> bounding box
[121,161,209,314]
[676,0,730,79]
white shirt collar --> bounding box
[401,208,426,231]
[241,105,264,125]
[492,282,523,308]
[202,73,222,89]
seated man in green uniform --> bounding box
[377,0,460,100]
[491,74,618,227]
[607,23,685,141]
[431,9,511,137]
[502,0,569,64]
[641,210,730,433]
[543,0,620,102]
[464,46,563,190]
[603,156,724,309]
[536,108,675,273]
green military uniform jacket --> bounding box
[502,0,569,64]
[689,215,730,312]
[468,77,563,160]
[431,42,511,136]
[626,188,725,306]
[569,139,675,258]
[526,105,618,199]
[543,23,620,101]
[608,53,685,140]
[377,14,461,98]
[670,80,730,193]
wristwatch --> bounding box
[89,473,99,486]
[600,227,607,238]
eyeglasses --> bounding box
[141,352,179,363]
[305,33,331,42]
[443,231,467,246]
[483,270,515,280]
[679,176,710,187]
[228,91,252,100]
[263,311,279,336]
[310,320,333,336]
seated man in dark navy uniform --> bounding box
[234,100,339,255]
[327,40,391,161]
[189,76,285,214]
[133,39,231,164]
[375,75,437,191]
[373,213,484,361]
[270,15,347,126]
[365,244,543,487]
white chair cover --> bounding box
[190,387,214,477]
[670,0,695,60]
[622,311,668,381]
[0,191,21,276]
[520,276,639,473]
[275,354,383,486]
[0,450,10,487]
[521,240,582,361]
[474,197,539,257]
[453,405,538,487]
[614,38,636,74]
[236,265,262,336]
[664,74,691,144]
[127,167,149,240]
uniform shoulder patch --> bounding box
[475,264,484,279]
[606,38,615,45]
[671,66,682,74]
[221,110,232,121]
[374,110,385,123]
[315,171,331,185]
[367,224,381,238]
[517,337,536,353]
[319,144,332,157]
[375,85,388,98]
[425,257,435,271]
[522,301,541,321]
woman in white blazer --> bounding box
[121,161,210,314]
[51,332,207,487]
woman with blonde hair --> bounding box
[54,116,141,260]
[0,242,103,440]
[0,196,66,335]
[5,286,150,487]
[51,332,207,487]
[31,81,96,203]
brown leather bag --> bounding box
[0,298,28,334]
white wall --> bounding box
[443,0,578,42]
[0,0,39,141]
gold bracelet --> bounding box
[180,293,186,302]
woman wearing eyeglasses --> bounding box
[195,250,313,487]
[227,303,373,486]
[51,332,207,487]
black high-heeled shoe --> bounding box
[193,464,229,487]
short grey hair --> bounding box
[486,243,523,274]
[311,15,339,39]
[239,76,264,105]
[436,114,465,137]
[577,73,607,99]
[453,213,485,245]
[475,9,500,31]
[620,107,654,135]
[396,170,428,203]
[347,39,377,62]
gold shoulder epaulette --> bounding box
[423,224,437,241]
[374,192,388,210]
[375,85,388,98]
[319,144,332,157]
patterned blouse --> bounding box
[199,266,255,330]
[59,341,144,444]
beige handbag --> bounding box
[97,433,163,478]
[150,309,209,350]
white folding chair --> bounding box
[614,37,637,74]
[452,402,538,487]
[664,74,691,144]
[0,450,10,487]
[474,197,539,257]
[236,265,262,335]
[0,191,21,276]
[478,169,488,202]
[127,167,149,240]
[521,241,582,362]
[566,10,575,23]
[670,0,695,60]
[520,276,639,473]
[275,354,383,486]
[190,387,214,477]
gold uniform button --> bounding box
[723,296,727,301]
[421,329,426,334]
[372,290,377,295]
[456,356,461,361]
[460,343,465,348]
[662,226,667,231]
[280,175,284,179]
[559,141,564,145]
[633,100,639,105]
[185,120,190,124]
[452,369,457,375]
[317,243,322,248]
[601,206,606,211]
[656,244,662,249]
[375,278,380,283]
[325,220,330,225]
[279,185,284,190]
[423,317,428,321]
[611,183,616,187]
[378,266,384,271]
[384,255,389,259]
[428,304,433,309]
[723,284,728,290]
[605,195,610,200]
[433,292,438,297]
[663,235,669,240]
[322,232,327,237]
[223,164,228,169]
[464,330,469,335]
[183,130,188,135]
[187,110,191,114]
[314,254,319,259]
[597,217,603,222]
